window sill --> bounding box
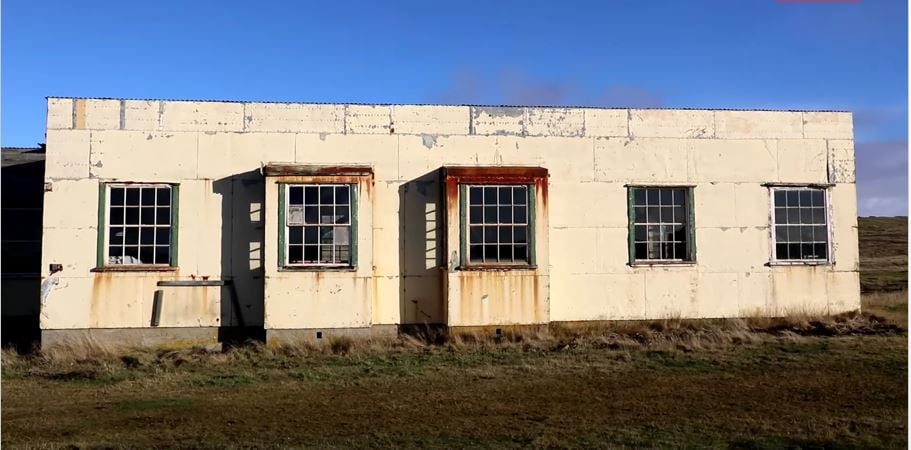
[766,261,832,267]
[279,266,357,272]
[91,265,178,273]
[629,261,697,267]
[458,265,538,272]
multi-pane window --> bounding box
[285,184,354,266]
[466,185,531,265]
[772,187,829,262]
[629,187,694,262]
[106,184,174,265]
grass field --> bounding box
[2,217,907,448]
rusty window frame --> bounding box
[96,182,178,269]
[279,182,357,269]
[768,186,832,265]
[459,183,536,269]
[627,186,695,265]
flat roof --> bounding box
[45,96,849,113]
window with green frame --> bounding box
[97,183,179,267]
[279,183,358,267]
[460,184,535,267]
[628,186,695,263]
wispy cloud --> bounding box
[856,139,908,216]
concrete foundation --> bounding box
[266,325,399,345]
[41,327,219,349]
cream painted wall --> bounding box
[39,98,859,331]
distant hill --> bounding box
[858,217,907,292]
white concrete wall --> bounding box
[40,98,860,331]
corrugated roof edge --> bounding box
[44,96,851,113]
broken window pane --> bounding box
[629,187,693,262]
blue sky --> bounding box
[2,0,907,215]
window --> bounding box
[282,184,355,267]
[771,187,829,262]
[464,184,532,265]
[102,184,176,266]
[629,187,694,262]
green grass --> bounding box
[859,217,907,292]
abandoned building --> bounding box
[36,97,860,347]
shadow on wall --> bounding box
[213,170,266,343]
[1,156,44,351]
[398,170,445,325]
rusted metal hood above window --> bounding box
[260,163,374,177]
[441,166,548,184]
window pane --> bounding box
[673,189,686,206]
[647,206,660,223]
[155,246,170,264]
[788,243,801,260]
[320,186,334,204]
[304,205,318,224]
[484,187,497,204]
[125,208,140,225]
[110,227,124,245]
[673,242,687,260]
[812,208,826,224]
[776,243,789,260]
[108,245,123,262]
[335,186,350,204]
[289,186,304,205]
[801,243,814,260]
[124,246,139,262]
[786,191,799,207]
[320,206,334,224]
[289,245,303,264]
[140,227,154,245]
[470,227,482,244]
[125,228,139,245]
[634,225,647,241]
[660,189,673,205]
[156,207,170,225]
[513,245,528,262]
[787,208,799,224]
[660,206,674,223]
[470,206,482,224]
[514,226,527,244]
[514,186,527,205]
[499,206,512,224]
[673,225,687,243]
[774,208,787,225]
[634,243,648,260]
[289,227,303,245]
[499,226,513,243]
[126,188,141,206]
[498,187,512,204]
[484,226,497,244]
[304,245,318,262]
[470,244,483,262]
[304,227,318,244]
[140,188,155,206]
[775,226,788,242]
[111,188,125,206]
[319,226,333,244]
[110,208,125,225]
[484,245,498,261]
[634,206,646,223]
[469,187,482,204]
[139,247,154,264]
[304,186,318,204]
[800,226,814,241]
[646,189,659,204]
[774,190,786,207]
[813,243,828,260]
[484,206,497,223]
[514,206,527,224]
[333,227,350,245]
[156,228,170,246]
[335,206,350,224]
[799,208,814,224]
[799,190,811,207]
[498,245,513,261]
[813,225,828,242]
[633,188,646,206]
[156,188,170,206]
[810,190,824,207]
[140,207,155,225]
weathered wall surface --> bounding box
[40,98,859,334]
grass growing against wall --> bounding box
[2,293,907,448]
